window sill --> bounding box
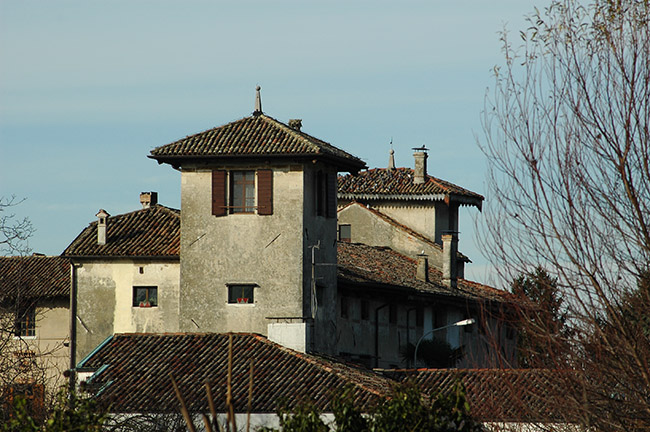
[13,336,36,340]
[227,303,255,307]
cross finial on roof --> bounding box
[388,138,396,170]
[253,85,262,116]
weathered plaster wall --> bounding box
[179,165,305,336]
[75,260,179,360]
[338,203,444,267]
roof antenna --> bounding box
[253,85,262,116]
[388,138,396,170]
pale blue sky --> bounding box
[0,1,539,285]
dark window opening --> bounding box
[15,306,36,337]
[316,285,324,306]
[230,171,256,213]
[340,297,349,318]
[133,286,158,307]
[389,304,397,324]
[361,300,370,320]
[228,284,255,304]
[416,307,424,327]
[338,224,351,242]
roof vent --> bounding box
[140,192,158,209]
[288,119,302,131]
[412,146,428,184]
[96,209,110,245]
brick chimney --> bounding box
[288,119,302,131]
[140,192,158,209]
[442,232,458,288]
[416,253,429,282]
[96,209,109,245]
[412,147,428,184]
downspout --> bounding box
[68,262,78,392]
[406,307,416,368]
[374,303,389,368]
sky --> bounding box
[0,1,540,287]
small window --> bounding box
[338,224,351,242]
[228,284,255,304]
[389,304,397,324]
[15,306,36,337]
[230,171,256,213]
[133,286,158,307]
[316,285,325,306]
[360,300,370,320]
[416,307,424,327]
[340,297,349,318]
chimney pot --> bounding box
[288,119,302,131]
[442,232,459,288]
[140,192,158,209]
[416,253,429,282]
[412,147,428,184]
[95,209,110,245]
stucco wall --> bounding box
[337,203,444,267]
[75,260,179,360]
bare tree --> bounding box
[479,0,650,430]
[0,195,34,256]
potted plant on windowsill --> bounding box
[237,298,249,304]
[139,301,152,308]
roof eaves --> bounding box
[338,193,448,201]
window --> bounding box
[389,304,397,324]
[338,224,351,242]
[230,171,255,213]
[15,306,36,337]
[133,286,158,307]
[416,307,424,327]
[314,170,337,218]
[340,296,349,318]
[228,284,255,304]
[212,170,273,216]
[361,300,370,320]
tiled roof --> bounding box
[337,242,510,302]
[78,333,392,414]
[149,114,366,172]
[62,205,180,258]
[0,256,70,300]
[338,168,483,208]
[380,369,573,422]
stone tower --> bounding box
[149,88,365,354]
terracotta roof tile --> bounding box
[0,256,70,300]
[338,168,483,208]
[79,333,392,413]
[62,205,180,258]
[337,242,510,302]
[149,114,366,171]
[380,369,574,422]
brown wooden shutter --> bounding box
[326,172,337,218]
[212,170,227,216]
[257,169,273,215]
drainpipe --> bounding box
[374,303,390,368]
[68,262,78,393]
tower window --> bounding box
[133,286,158,307]
[228,284,255,304]
[230,171,256,213]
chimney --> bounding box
[96,209,110,245]
[442,232,458,288]
[416,253,429,282]
[288,119,302,131]
[412,147,428,184]
[140,192,158,209]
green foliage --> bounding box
[2,389,107,432]
[259,400,328,432]
[511,267,571,368]
[331,387,368,432]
